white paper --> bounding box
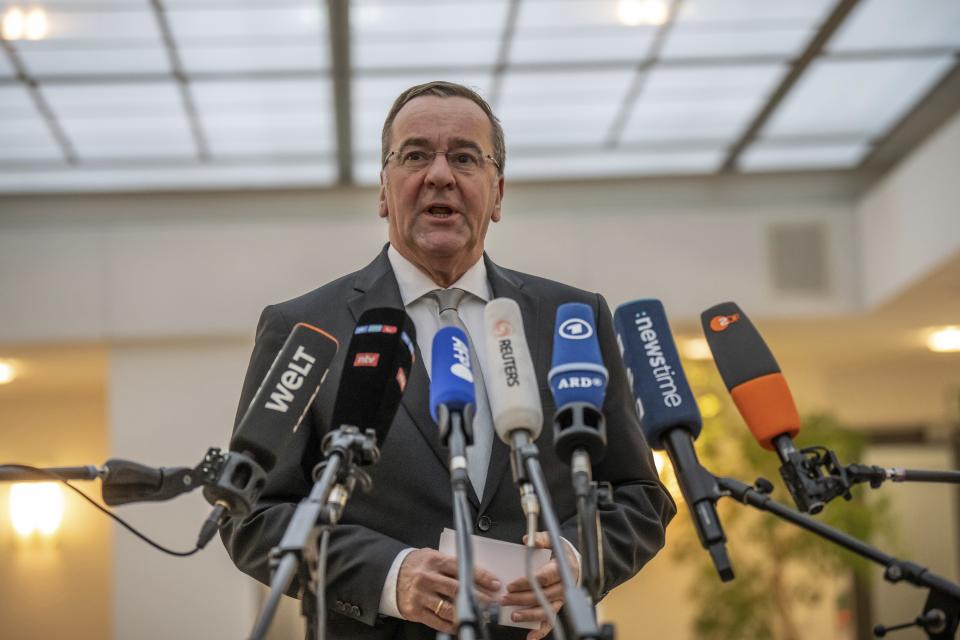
[438,528,552,630]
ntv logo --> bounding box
[559,318,593,340]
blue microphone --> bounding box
[430,326,476,447]
[548,302,611,602]
[548,303,609,463]
[614,298,733,582]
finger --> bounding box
[527,620,554,640]
[521,531,552,549]
[511,600,563,624]
[506,560,561,593]
[472,566,503,595]
[533,559,561,587]
[500,582,564,606]
[423,608,457,635]
[411,573,460,601]
[434,554,461,578]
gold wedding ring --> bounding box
[434,598,446,617]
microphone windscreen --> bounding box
[483,298,543,443]
[548,303,608,409]
[614,299,701,449]
[331,307,416,446]
[231,322,339,471]
[430,326,476,422]
[700,302,799,450]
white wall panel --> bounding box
[858,110,960,307]
[109,341,258,640]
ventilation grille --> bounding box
[768,223,829,295]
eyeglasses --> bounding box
[383,148,500,174]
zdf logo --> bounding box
[559,318,593,340]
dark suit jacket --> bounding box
[221,246,676,639]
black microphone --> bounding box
[614,299,733,581]
[194,322,338,546]
[251,308,415,640]
[317,307,416,520]
[230,322,340,472]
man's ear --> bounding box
[378,171,388,218]
[491,174,504,223]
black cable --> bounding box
[0,464,201,557]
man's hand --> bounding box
[501,532,580,640]
[395,548,501,633]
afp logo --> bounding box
[449,335,474,383]
[559,318,593,340]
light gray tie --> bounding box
[431,288,492,499]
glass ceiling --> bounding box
[0,0,957,192]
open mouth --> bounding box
[426,205,455,218]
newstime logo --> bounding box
[633,312,682,408]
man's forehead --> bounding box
[391,95,493,146]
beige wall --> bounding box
[0,380,111,640]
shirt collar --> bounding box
[387,244,491,305]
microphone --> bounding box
[484,299,604,636]
[548,302,609,602]
[253,308,415,639]
[483,298,542,535]
[230,322,340,472]
[614,299,733,581]
[549,302,608,463]
[199,322,338,546]
[430,325,477,448]
[700,302,822,514]
[330,308,415,445]
[319,307,416,520]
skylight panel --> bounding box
[828,0,960,52]
[763,57,956,138]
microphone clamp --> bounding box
[772,435,853,514]
[553,402,607,465]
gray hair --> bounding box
[380,81,505,175]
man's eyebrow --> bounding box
[396,137,485,152]
[397,138,431,152]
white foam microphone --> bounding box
[483,298,542,537]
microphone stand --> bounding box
[247,426,378,640]
[709,473,960,639]
[771,435,960,514]
[435,404,496,640]
[553,402,611,603]
[0,448,266,549]
[510,430,614,640]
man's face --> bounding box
[379,96,504,273]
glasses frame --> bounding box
[382,149,501,173]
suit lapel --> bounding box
[347,247,450,473]
[479,255,541,514]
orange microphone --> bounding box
[700,302,825,513]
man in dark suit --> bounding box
[222,81,675,640]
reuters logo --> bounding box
[709,314,740,332]
[494,320,512,338]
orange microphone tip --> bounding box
[295,322,339,346]
[729,373,800,450]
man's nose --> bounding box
[424,153,456,188]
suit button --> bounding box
[477,515,492,532]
